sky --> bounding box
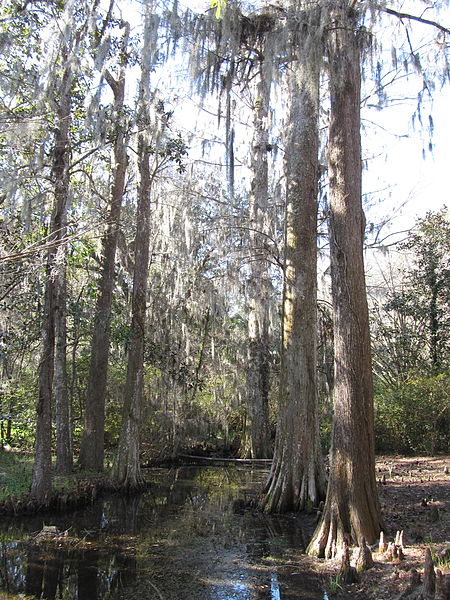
[361,83,450,238]
[120,0,450,238]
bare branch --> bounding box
[380,5,450,36]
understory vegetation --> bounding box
[0,0,448,521]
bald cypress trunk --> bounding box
[54,53,72,475]
[79,25,130,472]
[241,54,272,460]
[259,5,326,512]
[307,1,382,556]
[110,129,150,489]
[110,10,155,488]
[31,261,55,502]
[32,46,73,498]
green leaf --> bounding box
[211,0,226,19]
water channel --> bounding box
[0,466,327,599]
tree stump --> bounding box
[385,541,404,562]
[420,547,436,600]
[395,530,404,548]
[356,537,374,572]
[379,531,387,553]
[339,540,358,584]
[435,569,450,600]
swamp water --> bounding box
[0,466,326,600]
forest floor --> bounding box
[307,455,450,600]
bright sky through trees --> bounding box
[178,0,450,236]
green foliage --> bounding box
[401,208,450,372]
[0,451,34,500]
[426,537,450,570]
[371,210,450,455]
[0,372,37,450]
[328,573,343,594]
[211,0,227,19]
[374,374,450,455]
[371,209,450,385]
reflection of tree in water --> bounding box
[0,495,143,600]
[78,549,98,600]
[25,544,43,598]
[24,543,64,600]
[0,467,324,599]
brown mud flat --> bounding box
[303,456,450,599]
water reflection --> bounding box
[0,466,325,599]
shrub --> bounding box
[374,374,450,455]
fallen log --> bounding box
[178,454,272,465]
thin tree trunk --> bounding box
[259,5,327,512]
[32,46,73,497]
[31,261,55,502]
[110,131,151,488]
[54,56,72,475]
[79,25,129,472]
[111,13,153,486]
[241,54,272,459]
[308,1,382,556]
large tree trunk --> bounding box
[259,5,327,512]
[241,54,272,459]
[307,1,382,556]
[79,26,129,472]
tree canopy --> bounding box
[0,0,448,520]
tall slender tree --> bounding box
[79,21,130,473]
[308,0,382,556]
[111,4,162,487]
[32,26,75,499]
[32,0,103,496]
[241,48,272,459]
[259,3,327,512]
[53,44,73,475]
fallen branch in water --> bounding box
[178,454,272,464]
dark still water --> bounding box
[0,466,326,600]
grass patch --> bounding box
[0,451,33,500]
[426,537,450,572]
[0,450,108,504]
[328,573,343,594]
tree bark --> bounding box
[79,25,129,472]
[259,5,327,512]
[31,259,55,502]
[32,45,73,497]
[110,130,150,489]
[111,15,153,487]
[54,55,72,475]
[241,53,272,460]
[307,1,382,556]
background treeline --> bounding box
[0,0,448,471]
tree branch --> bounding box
[380,6,450,36]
